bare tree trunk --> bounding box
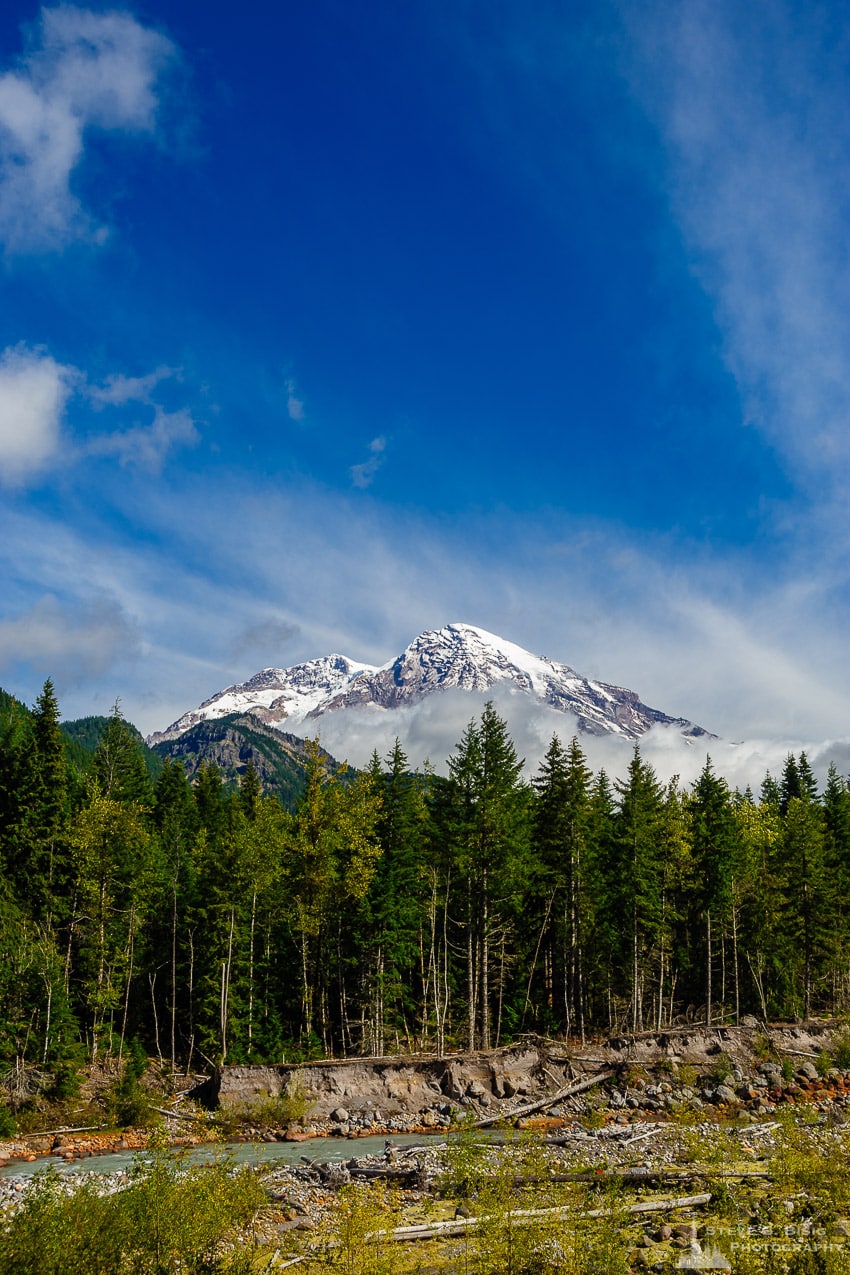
[467,876,476,1051]
[248,889,257,1058]
[119,912,135,1064]
[732,897,740,1025]
[705,911,712,1027]
[171,842,180,1074]
[149,968,163,1066]
[480,881,490,1051]
[521,891,554,1030]
[220,909,235,1064]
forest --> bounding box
[1,680,849,1076]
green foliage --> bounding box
[9,676,850,1069]
[212,1085,311,1136]
[314,1182,398,1274]
[833,1030,850,1071]
[151,714,344,809]
[0,1142,267,1274]
[107,1053,154,1129]
[710,1051,734,1083]
[816,1048,834,1077]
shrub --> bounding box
[833,1029,850,1071]
[710,1052,734,1083]
[0,1139,267,1275]
[816,1049,834,1077]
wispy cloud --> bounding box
[351,435,386,488]
[0,343,76,484]
[0,343,199,482]
[285,378,304,422]
[82,404,199,473]
[88,365,176,408]
[620,0,850,497]
[0,5,177,252]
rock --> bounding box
[330,1108,349,1123]
[741,1015,760,1028]
[714,1085,738,1105]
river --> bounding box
[0,1132,442,1180]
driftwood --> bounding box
[21,1124,104,1138]
[509,1167,771,1187]
[379,1191,713,1242]
[472,1071,613,1129]
[150,1106,210,1124]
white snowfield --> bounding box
[147,622,708,746]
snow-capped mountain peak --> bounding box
[147,652,377,745]
[148,623,710,747]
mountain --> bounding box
[61,715,163,782]
[149,622,711,746]
[149,714,347,808]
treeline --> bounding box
[1,682,850,1073]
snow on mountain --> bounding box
[148,622,710,747]
[147,653,378,745]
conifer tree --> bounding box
[690,758,738,1025]
[530,735,593,1039]
[610,747,664,1033]
[445,704,530,1049]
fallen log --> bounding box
[149,1106,210,1124]
[21,1124,104,1138]
[472,1071,614,1129]
[379,1191,713,1242]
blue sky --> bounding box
[0,0,849,770]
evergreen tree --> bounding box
[690,758,738,1025]
[444,703,530,1049]
[357,741,429,1054]
[530,735,593,1039]
[93,704,153,807]
[610,747,665,1033]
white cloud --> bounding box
[0,5,176,251]
[0,343,75,484]
[88,365,175,407]
[309,683,845,794]
[0,345,198,483]
[82,404,199,473]
[351,435,386,488]
[620,0,850,496]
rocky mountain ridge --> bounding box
[148,622,711,746]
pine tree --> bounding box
[358,741,428,1054]
[444,704,530,1049]
[93,704,153,806]
[530,736,593,1039]
[610,747,665,1033]
[690,758,738,1025]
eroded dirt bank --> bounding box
[193,1020,842,1136]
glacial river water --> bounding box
[0,1133,442,1180]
